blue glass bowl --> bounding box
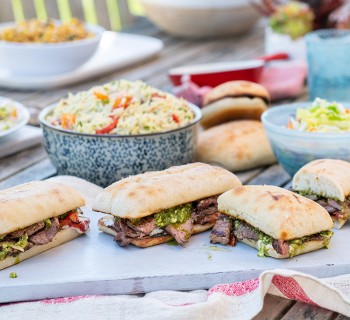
[39,103,202,187]
[262,102,350,177]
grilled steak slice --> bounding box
[8,221,45,239]
[193,196,219,225]
[210,214,233,245]
[233,221,259,241]
[112,219,130,247]
[125,217,157,235]
[29,218,59,245]
[272,239,289,256]
[165,218,193,246]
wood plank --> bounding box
[335,315,350,319]
[0,145,47,181]
[253,294,295,320]
[236,168,266,184]
[281,302,335,320]
[0,159,56,190]
[247,164,291,187]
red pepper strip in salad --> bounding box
[152,93,166,99]
[96,116,119,134]
[172,114,180,124]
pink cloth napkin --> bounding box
[259,61,308,101]
[1,269,350,320]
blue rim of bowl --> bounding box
[39,102,202,138]
[262,102,350,139]
[305,29,350,45]
[0,21,105,49]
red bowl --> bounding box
[168,60,264,87]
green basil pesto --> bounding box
[233,220,274,257]
[154,203,192,228]
[44,218,52,228]
[257,232,274,257]
[0,234,29,261]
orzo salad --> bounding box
[47,80,195,135]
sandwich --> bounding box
[93,163,241,247]
[196,120,276,171]
[292,159,350,229]
[210,185,333,259]
[0,180,90,270]
[201,81,270,129]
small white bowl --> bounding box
[141,0,260,38]
[0,97,30,138]
[0,22,105,76]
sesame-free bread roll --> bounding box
[196,120,276,171]
[201,81,270,129]
[93,162,242,219]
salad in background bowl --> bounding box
[262,98,350,176]
[0,97,29,138]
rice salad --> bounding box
[0,102,18,131]
[47,80,195,135]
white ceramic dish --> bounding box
[0,22,105,76]
[0,32,163,90]
[0,97,30,138]
[141,0,259,37]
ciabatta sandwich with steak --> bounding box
[210,185,333,259]
[0,181,90,270]
[293,159,350,229]
[93,163,241,247]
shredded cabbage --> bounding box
[288,98,350,133]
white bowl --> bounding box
[0,97,30,138]
[141,0,260,38]
[0,22,105,76]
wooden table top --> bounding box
[0,17,348,319]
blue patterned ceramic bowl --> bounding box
[39,103,201,187]
[262,102,350,177]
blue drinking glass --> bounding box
[306,29,350,101]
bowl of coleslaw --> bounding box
[39,80,202,187]
[262,98,350,176]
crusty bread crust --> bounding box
[93,163,241,219]
[218,185,333,240]
[98,216,214,248]
[0,181,85,236]
[201,97,267,129]
[203,81,270,106]
[240,238,328,259]
[0,228,83,270]
[196,120,276,171]
[292,159,350,202]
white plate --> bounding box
[0,32,163,90]
[0,97,30,138]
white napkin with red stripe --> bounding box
[1,269,349,320]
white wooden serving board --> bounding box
[0,32,163,90]
[0,176,349,303]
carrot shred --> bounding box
[93,91,109,101]
[61,113,76,129]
